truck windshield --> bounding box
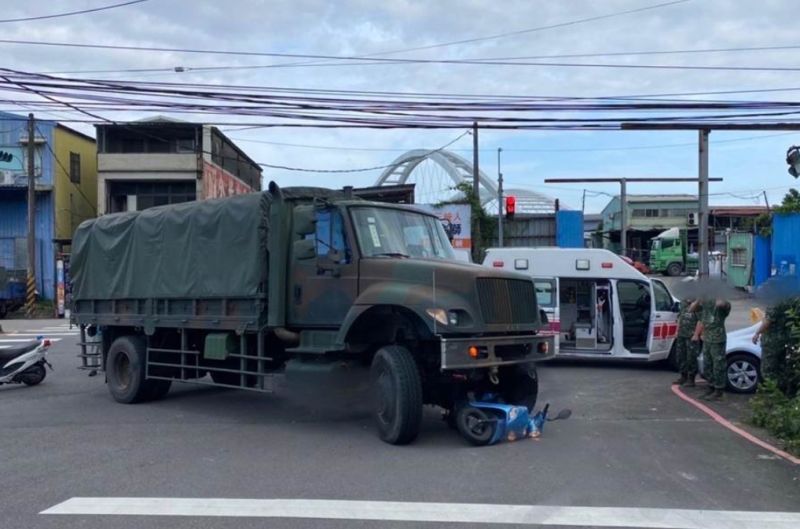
[351,206,456,260]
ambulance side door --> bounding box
[647,279,679,356]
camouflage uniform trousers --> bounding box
[703,340,727,390]
[674,336,699,376]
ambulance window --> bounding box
[653,281,672,311]
[534,280,555,307]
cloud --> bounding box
[1,0,798,211]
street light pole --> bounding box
[471,122,480,261]
[698,129,710,276]
[497,147,503,247]
[620,178,627,258]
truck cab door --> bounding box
[288,207,358,327]
[646,279,679,358]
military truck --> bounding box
[71,183,553,444]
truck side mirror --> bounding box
[293,239,316,260]
[672,301,681,313]
[539,309,549,325]
[293,205,316,235]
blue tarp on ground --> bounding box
[556,211,583,248]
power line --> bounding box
[0,0,147,24]
[228,132,798,153]
[0,0,687,64]
[45,43,800,76]
[255,130,470,173]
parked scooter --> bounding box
[0,337,52,386]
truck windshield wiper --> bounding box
[372,252,410,258]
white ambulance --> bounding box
[483,248,680,362]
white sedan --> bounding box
[698,323,762,393]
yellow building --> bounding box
[52,124,98,245]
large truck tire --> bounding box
[498,364,538,411]
[370,345,423,445]
[667,262,683,277]
[106,335,159,404]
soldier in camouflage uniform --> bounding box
[693,298,732,400]
[752,300,791,384]
[672,298,699,387]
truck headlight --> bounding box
[426,308,449,326]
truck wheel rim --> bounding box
[728,360,757,390]
[114,352,132,391]
[376,368,395,426]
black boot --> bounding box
[683,375,696,388]
[673,374,687,385]
[707,389,725,401]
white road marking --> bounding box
[0,338,61,343]
[40,498,800,528]
[6,332,78,337]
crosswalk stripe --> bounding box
[40,498,800,528]
[0,338,62,343]
[6,333,78,337]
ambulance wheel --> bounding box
[456,406,497,446]
[370,345,423,445]
[498,364,538,411]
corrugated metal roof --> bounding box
[710,206,767,216]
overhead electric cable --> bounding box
[0,0,147,24]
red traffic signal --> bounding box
[505,195,516,220]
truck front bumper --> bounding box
[440,334,555,370]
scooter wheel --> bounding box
[456,406,497,446]
[21,364,46,386]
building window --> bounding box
[731,248,747,267]
[69,152,80,183]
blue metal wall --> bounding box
[754,235,771,287]
[0,113,56,300]
[556,210,584,248]
[771,213,800,277]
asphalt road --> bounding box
[1,320,799,529]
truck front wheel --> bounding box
[106,335,161,404]
[370,345,423,445]
[666,262,683,277]
[498,364,539,411]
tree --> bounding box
[774,188,800,214]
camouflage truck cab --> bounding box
[72,182,553,445]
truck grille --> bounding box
[476,278,537,325]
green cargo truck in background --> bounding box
[71,183,554,445]
[649,227,698,276]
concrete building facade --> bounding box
[96,118,262,215]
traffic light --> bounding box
[0,151,13,163]
[505,195,516,221]
[787,145,800,178]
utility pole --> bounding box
[497,147,503,247]
[698,129,710,277]
[620,178,627,258]
[581,189,586,214]
[471,121,481,261]
[763,190,770,213]
[25,113,36,317]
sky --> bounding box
[2,0,800,213]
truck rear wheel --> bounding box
[370,345,423,445]
[106,335,159,404]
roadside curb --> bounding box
[671,384,800,465]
